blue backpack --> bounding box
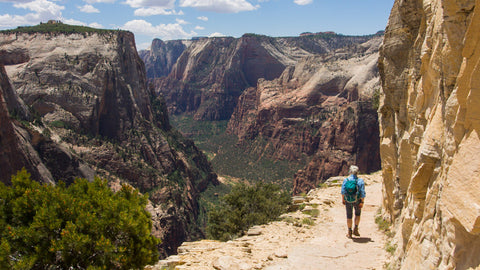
[344,176,358,203]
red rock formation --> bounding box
[227,37,383,194]
[143,34,378,121]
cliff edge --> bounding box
[0,26,218,257]
[379,0,480,268]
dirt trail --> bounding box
[265,173,389,270]
[148,172,389,270]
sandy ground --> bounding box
[148,172,389,270]
[265,173,388,270]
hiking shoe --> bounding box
[353,227,360,237]
[347,228,352,238]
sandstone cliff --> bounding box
[139,39,189,79]
[142,34,377,121]
[0,26,218,257]
[227,37,383,194]
[379,0,480,268]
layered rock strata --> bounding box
[378,0,480,268]
[139,39,188,79]
[142,34,378,121]
[227,37,383,194]
[0,28,217,257]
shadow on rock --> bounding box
[352,237,373,243]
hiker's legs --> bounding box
[353,202,362,236]
[354,215,361,226]
[345,203,354,227]
[345,203,354,237]
[354,202,362,225]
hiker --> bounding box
[341,165,366,238]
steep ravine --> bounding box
[142,34,383,193]
[141,33,380,121]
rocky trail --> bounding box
[148,172,389,270]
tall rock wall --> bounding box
[378,0,480,268]
[142,34,378,121]
[0,28,218,257]
[139,39,188,79]
[227,37,383,194]
[0,64,53,184]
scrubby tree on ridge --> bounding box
[0,168,159,270]
[207,182,291,241]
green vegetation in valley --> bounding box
[0,169,159,270]
[0,22,121,35]
[170,115,304,190]
[206,182,291,241]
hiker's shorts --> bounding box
[345,201,361,219]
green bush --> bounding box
[0,169,160,269]
[206,182,291,241]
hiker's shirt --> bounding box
[341,175,366,200]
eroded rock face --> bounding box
[379,0,480,268]
[139,39,188,79]
[142,34,378,121]
[0,64,49,184]
[0,30,218,257]
[0,63,92,185]
[227,37,383,194]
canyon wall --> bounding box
[139,38,189,79]
[142,33,383,192]
[378,0,480,268]
[0,28,218,257]
[142,34,377,121]
[227,37,382,194]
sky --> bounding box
[0,0,395,50]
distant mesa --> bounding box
[300,31,336,37]
[0,21,118,35]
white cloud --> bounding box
[60,19,103,29]
[195,25,204,30]
[137,42,152,50]
[197,16,208,21]
[176,18,188,25]
[209,32,225,37]
[79,4,100,13]
[89,22,104,28]
[121,19,197,40]
[179,0,257,13]
[0,0,64,28]
[63,18,87,26]
[124,0,175,9]
[0,0,35,3]
[84,0,116,3]
[293,0,313,5]
[14,0,64,14]
[134,7,181,16]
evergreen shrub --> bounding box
[0,169,159,269]
[206,182,291,241]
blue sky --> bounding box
[0,0,394,50]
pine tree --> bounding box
[0,168,160,269]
